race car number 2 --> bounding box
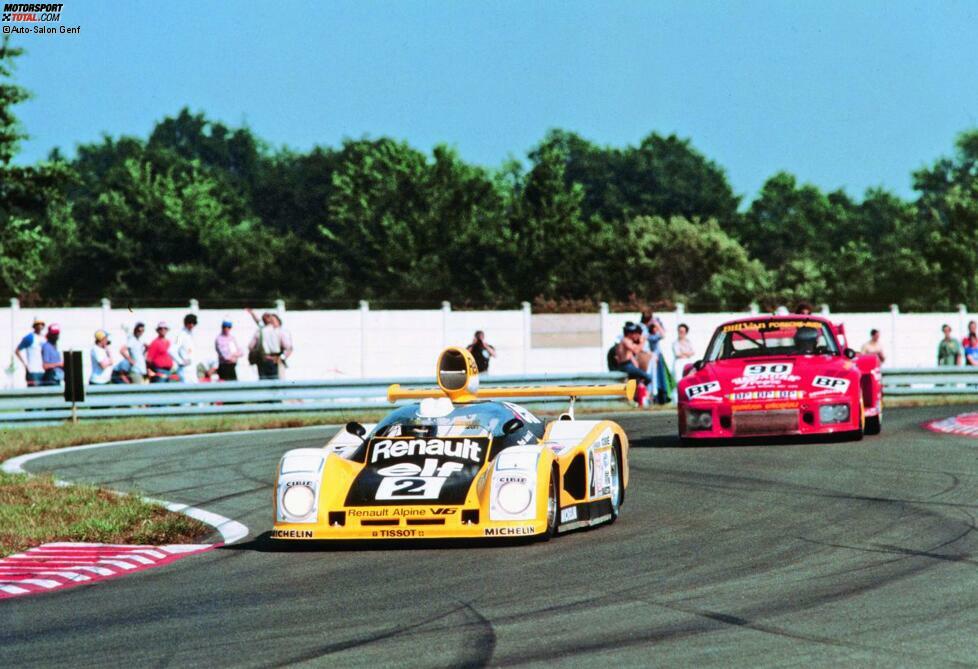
[375,459,464,500]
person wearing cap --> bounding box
[146,321,175,383]
[90,330,114,385]
[120,322,148,384]
[215,320,242,381]
[40,324,64,386]
[15,317,46,386]
[173,313,199,383]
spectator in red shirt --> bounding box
[963,320,977,347]
[146,321,174,383]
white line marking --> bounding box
[0,585,30,595]
[0,425,330,546]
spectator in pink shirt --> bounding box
[215,320,242,381]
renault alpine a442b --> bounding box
[677,315,882,443]
[272,347,635,542]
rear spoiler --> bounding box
[387,380,636,403]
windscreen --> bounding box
[705,320,840,361]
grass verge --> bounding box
[0,472,209,557]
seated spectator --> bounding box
[614,323,654,404]
[965,334,978,367]
[90,330,114,385]
[860,329,886,363]
[146,321,175,383]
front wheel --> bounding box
[608,439,624,523]
[864,414,882,436]
[542,466,559,541]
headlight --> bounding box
[687,409,713,430]
[819,403,850,425]
[282,484,316,517]
[496,480,532,514]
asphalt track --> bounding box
[3,405,978,668]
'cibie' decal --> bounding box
[686,381,721,399]
[812,376,850,392]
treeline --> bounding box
[2,44,977,310]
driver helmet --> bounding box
[794,326,819,354]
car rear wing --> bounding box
[387,380,637,403]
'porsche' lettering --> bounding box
[484,526,536,536]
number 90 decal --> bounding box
[744,363,792,376]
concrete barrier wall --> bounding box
[1,302,973,388]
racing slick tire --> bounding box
[864,415,882,436]
[608,438,624,523]
[542,466,559,541]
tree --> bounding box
[0,36,28,168]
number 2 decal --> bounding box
[376,476,447,500]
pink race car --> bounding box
[677,315,882,443]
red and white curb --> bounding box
[923,412,978,437]
[0,542,216,600]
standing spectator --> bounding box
[671,323,696,382]
[964,333,978,367]
[467,330,496,373]
[247,309,292,380]
[120,322,148,384]
[172,313,198,384]
[640,310,670,404]
[145,322,174,383]
[937,324,963,366]
[90,330,114,385]
[40,323,64,386]
[963,320,978,347]
[860,329,886,364]
[15,317,46,386]
[794,302,814,315]
[215,320,242,381]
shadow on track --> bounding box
[629,432,869,449]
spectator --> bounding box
[965,333,978,367]
[172,313,198,384]
[615,323,654,405]
[247,308,292,380]
[640,310,671,404]
[672,323,696,382]
[963,320,978,347]
[467,330,496,373]
[860,329,886,364]
[90,330,114,385]
[146,322,174,383]
[15,317,46,386]
[40,323,64,386]
[794,302,813,315]
[937,324,963,366]
[215,320,242,381]
[120,322,148,384]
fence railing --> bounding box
[1,368,974,426]
[0,373,629,425]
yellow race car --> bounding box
[272,347,635,542]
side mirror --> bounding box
[345,421,366,438]
[844,348,857,359]
[502,417,525,435]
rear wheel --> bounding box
[608,439,624,523]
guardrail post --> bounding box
[100,298,111,330]
[359,300,369,378]
[522,301,531,374]
[889,304,899,366]
[441,301,451,348]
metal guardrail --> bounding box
[0,373,629,424]
[1,368,974,426]
[882,367,978,395]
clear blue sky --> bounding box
[9,0,978,202]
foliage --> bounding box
[1,35,977,312]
